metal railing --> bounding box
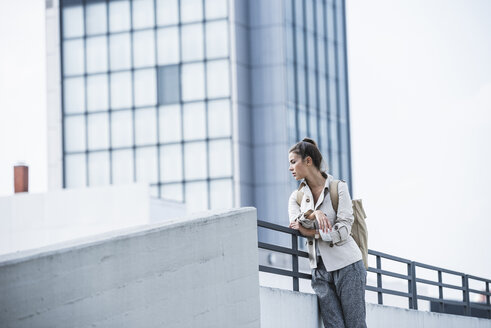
[257,220,491,319]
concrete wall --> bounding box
[0,184,185,256]
[259,287,491,328]
[0,207,260,328]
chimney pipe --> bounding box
[14,163,29,193]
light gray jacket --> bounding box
[288,174,362,271]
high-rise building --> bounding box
[46,0,351,224]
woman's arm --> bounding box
[289,221,317,237]
[330,181,354,244]
[288,190,315,223]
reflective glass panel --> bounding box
[110,71,133,109]
[134,68,157,107]
[109,0,131,32]
[329,78,337,118]
[158,65,180,105]
[307,33,315,68]
[65,153,86,188]
[133,30,156,68]
[63,39,84,76]
[210,179,233,209]
[207,100,230,138]
[88,151,110,186]
[183,102,206,141]
[86,36,108,73]
[326,3,335,41]
[62,6,84,38]
[180,0,203,23]
[87,112,109,150]
[207,60,229,98]
[160,144,183,182]
[327,41,336,78]
[135,107,157,146]
[181,23,204,62]
[184,141,207,180]
[64,77,85,114]
[205,0,227,19]
[159,105,181,143]
[111,109,133,148]
[86,2,107,35]
[181,63,205,101]
[295,27,304,65]
[308,70,317,108]
[205,20,228,59]
[157,0,179,26]
[157,27,179,65]
[185,181,208,213]
[87,74,109,112]
[64,115,86,152]
[136,146,158,184]
[132,0,155,29]
[306,0,314,32]
[161,183,183,202]
[329,119,339,151]
[209,139,231,178]
[112,149,134,184]
[109,33,131,70]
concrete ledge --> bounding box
[0,208,260,328]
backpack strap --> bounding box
[329,180,340,213]
[296,191,304,206]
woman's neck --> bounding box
[305,172,326,189]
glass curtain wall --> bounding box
[285,0,351,186]
[60,0,233,212]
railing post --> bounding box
[438,270,443,312]
[462,274,471,316]
[376,256,383,305]
[486,281,490,319]
[408,261,418,310]
[292,234,299,292]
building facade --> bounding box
[46,0,351,223]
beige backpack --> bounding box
[296,180,368,269]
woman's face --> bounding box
[289,152,309,180]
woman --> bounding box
[288,138,367,328]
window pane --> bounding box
[161,183,183,202]
[306,0,314,32]
[112,149,134,184]
[135,107,157,145]
[158,65,180,105]
[183,102,206,141]
[326,3,335,41]
[62,6,84,38]
[136,146,158,184]
[132,0,155,29]
[157,0,179,26]
[185,181,208,213]
[86,2,107,35]
[111,109,133,148]
[87,74,108,112]
[209,139,231,178]
[181,23,204,62]
[63,39,84,76]
[208,99,230,138]
[88,112,109,150]
[210,179,233,209]
[329,119,339,152]
[329,78,337,118]
[160,144,182,182]
[109,0,131,32]
[184,141,207,180]
[181,0,202,23]
[308,70,316,108]
[206,20,228,59]
[64,77,85,114]
[328,41,336,77]
[133,30,156,68]
[109,33,131,70]
[157,27,179,65]
[181,63,204,101]
[205,0,227,19]
[64,115,86,152]
[86,36,108,73]
[65,153,86,188]
[134,69,157,107]
[88,151,110,186]
[111,71,133,109]
[159,105,181,143]
[206,60,229,98]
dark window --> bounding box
[158,65,180,105]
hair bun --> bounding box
[302,137,318,148]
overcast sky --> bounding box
[0,0,490,288]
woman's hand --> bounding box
[314,210,332,233]
[289,221,301,230]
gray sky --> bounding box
[0,0,490,284]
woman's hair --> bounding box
[289,138,328,179]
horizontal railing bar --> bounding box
[257,220,300,235]
[259,265,312,280]
[468,288,491,296]
[414,262,465,276]
[367,268,411,281]
[415,278,465,291]
[467,274,491,284]
[416,295,468,306]
[469,302,491,310]
[365,285,412,298]
[258,242,309,258]
[368,249,412,264]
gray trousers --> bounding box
[311,259,367,328]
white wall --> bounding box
[0,207,260,328]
